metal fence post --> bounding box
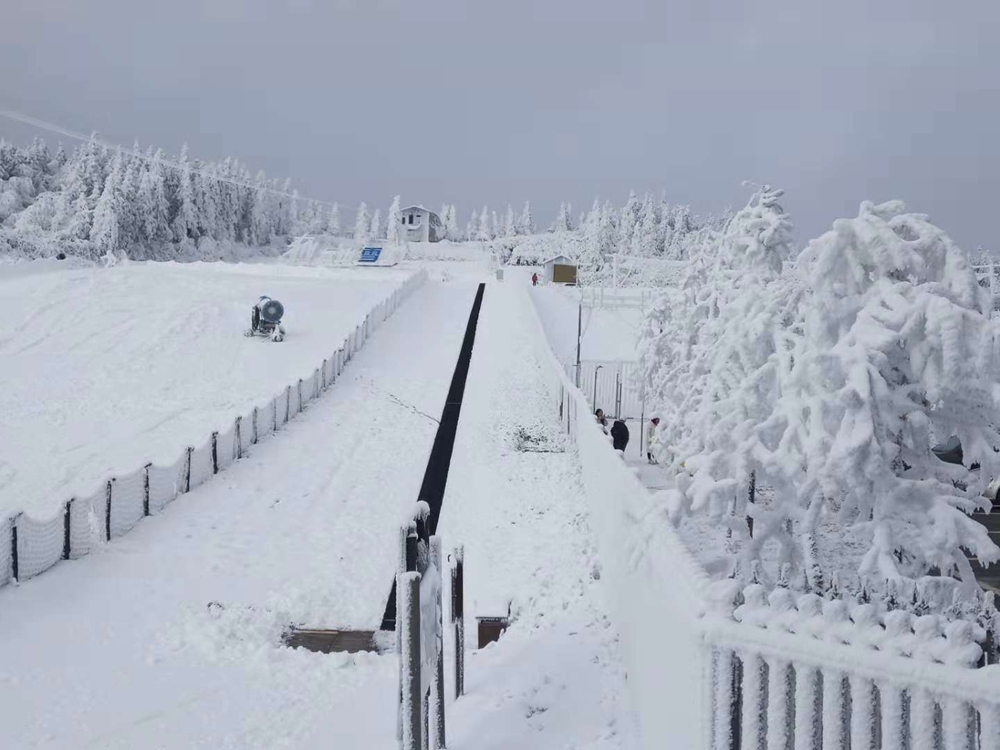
[401,572,422,750]
[453,544,465,699]
[235,416,243,460]
[105,479,113,541]
[211,431,219,474]
[252,406,259,445]
[10,514,19,581]
[185,446,193,493]
[63,499,72,560]
[143,463,152,516]
[430,536,446,749]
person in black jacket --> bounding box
[610,418,630,453]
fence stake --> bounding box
[10,514,19,581]
[252,407,258,445]
[211,431,219,475]
[400,571,422,750]
[105,479,113,542]
[285,386,292,424]
[322,359,328,389]
[453,544,465,699]
[235,416,243,460]
[143,463,151,516]
[185,446,193,493]
[63,499,72,560]
[430,536,446,749]
[297,379,303,413]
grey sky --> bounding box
[2,0,998,249]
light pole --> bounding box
[593,365,603,409]
[575,301,582,389]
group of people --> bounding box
[595,409,661,464]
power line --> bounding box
[0,106,341,210]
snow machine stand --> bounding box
[245,295,285,342]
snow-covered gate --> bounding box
[524,286,1000,750]
[574,359,645,420]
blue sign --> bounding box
[359,247,382,263]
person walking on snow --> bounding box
[595,408,608,435]
[646,417,660,464]
[610,417,630,453]
[531,272,539,286]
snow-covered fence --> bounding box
[396,503,447,750]
[523,284,1000,750]
[704,580,1000,750]
[0,269,427,589]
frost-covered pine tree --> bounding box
[477,205,492,241]
[386,195,402,244]
[618,191,641,253]
[518,201,534,235]
[491,210,500,240]
[171,144,197,242]
[467,209,479,241]
[90,151,127,256]
[354,202,370,244]
[445,204,461,241]
[137,154,170,245]
[369,208,382,240]
[328,202,340,236]
[503,204,516,237]
[554,202,570,233]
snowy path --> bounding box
[0,260,412,518]
[440,282,638,750]
[0,279,479,749]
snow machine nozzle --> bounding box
[246,295,286,342]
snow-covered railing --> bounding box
[705,579,1000,750]
[523,285,1000,750]
[0,269,427,590]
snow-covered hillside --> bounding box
[0,259,412,518]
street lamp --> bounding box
[593,365,603,408]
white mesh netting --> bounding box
[149,453,187,514]
[239,410,255,455]
[216,424,237,472]
[15,508,64,580]
[0,516,12,587]
[69,488,99,558]
[110,469,145,538]
[257,400,275,441]
[189,438,214,490]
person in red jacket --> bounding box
[531,272,538,286]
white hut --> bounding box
[399,206,444,243]
[542,254,578,284]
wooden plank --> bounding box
[282,628,390,654]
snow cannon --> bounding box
[246,295,286,342]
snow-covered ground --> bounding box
[0,259,413,519]
[0,266,636,749]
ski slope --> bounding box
[0,271,636,749]
[0,259,413,518]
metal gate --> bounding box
[575,360,645,420]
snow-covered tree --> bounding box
[518,201,534,235]
[467,209,479,242]
[445,204,461,241]
[618,191,641,253]
[502,204,516,238]
[90,151,127,255]
[354,202,370,244]
[328,202,341,236]
[554,202,570,233]
[477,205,492,241]
[369,208,382,240]
[386,195,402,244]
[171,144,197,242]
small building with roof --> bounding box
[399,206,444,243]
[542,254,578,284]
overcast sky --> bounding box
[2,0,998,249]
